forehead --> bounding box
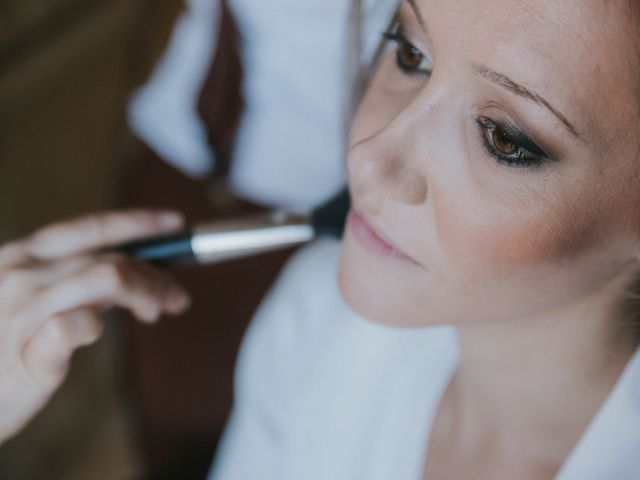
[415,0,639,148]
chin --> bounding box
[337,236,432,329]
[337,257,384,324]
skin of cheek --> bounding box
[340,184,637,329]
[426,136,640,323]
[434,174,595,275]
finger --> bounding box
[24,209,185,260]
[0,241,28,269]
[0,256,104,347]
[0,255,96,292]
[64,309,104,348]
[33,255,191,325]
[133,259,193,317]
[22,309,103,381]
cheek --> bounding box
[434,185,599,276]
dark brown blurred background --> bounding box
[0,1,290,478]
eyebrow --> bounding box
[404,1,581,141]
[471,64,580,139]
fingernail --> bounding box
[157,211,184,230]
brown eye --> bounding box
[477,117,550,169]
[492,127,518,155]
[398,41,424,71]
[383,29,431,76]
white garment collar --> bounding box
[554,347,640,479]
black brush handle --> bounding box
[311,187,351,238]
[119,231,194,266]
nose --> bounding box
[347,113,429,207]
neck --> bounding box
[449,276,638,459]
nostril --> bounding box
[394,168,428,205]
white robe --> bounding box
[208,239,640,480]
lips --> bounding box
[347,209,419,266]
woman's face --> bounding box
[339,0,640,327]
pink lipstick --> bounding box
[347,210,417,265]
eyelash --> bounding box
[382,26,551,170]
[382,27,432,77]
[476,117,550,169]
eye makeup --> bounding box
[476,116,553,169]
[382,25,432,77]
[380,9,559,172]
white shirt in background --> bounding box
[128,0,399,213]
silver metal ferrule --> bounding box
[190,211,313,264]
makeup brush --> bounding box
[118,187,350,266]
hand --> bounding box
[0,209,191,444]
